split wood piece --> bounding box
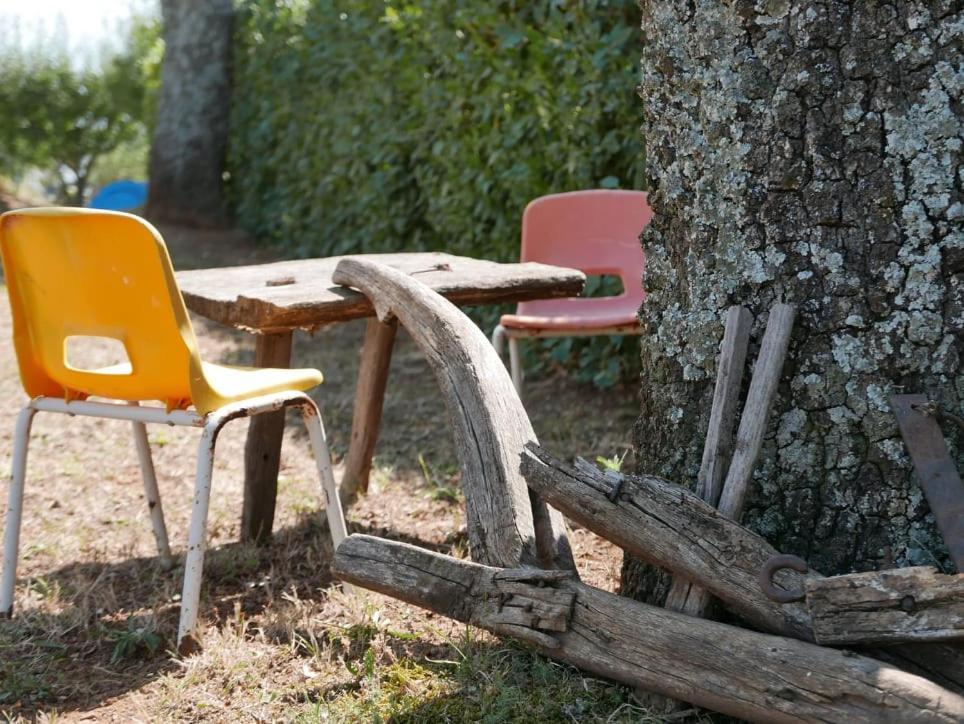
[241,330,293,542]
[716,302,796,520]
[332,534,964,724]
[522,444,964,690]
[664,305,752,613]
[669,303,796,618]
[332,257,575,571]
[806,566,964,646]
[340,318,398,502]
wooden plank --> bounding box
[716,303,796,520]
[664,306,751,613]
[332,535,964,724]
[521,444,964,691]
[177,252,585,332]
[696,306,754,506]
[241,331,292,542]
[332,258,575,571]
[806,567,964,645]
[340,318,398,503]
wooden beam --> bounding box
[241,330,292,542]
[332,535,964,724]
[332,258,575,571]
[807,567,964,645]
[339,318,398,503]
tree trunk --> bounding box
[625,0,963,606]
[146,0,232,228]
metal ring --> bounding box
[758,554,809,603]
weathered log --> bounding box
[332,257,574,571]
[333,534,964,724]
[523,442,816,640]
[806,567,964,646]
[522,444,964,690]
[664,305,752,614]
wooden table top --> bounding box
[176,252,585,333]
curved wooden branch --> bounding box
[333,257,575,571]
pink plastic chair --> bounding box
[491,190,652,391]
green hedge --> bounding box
[229,0,644,385]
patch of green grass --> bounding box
[291,630,655,723]
[106,615,163,664]
[417,453,461,505]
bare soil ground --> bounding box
[0,226,657,722]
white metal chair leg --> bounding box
[176,424,218,654]
[508,336,523,393]
[130,410,173,569]
[1,407,37,617]
[492,324,506,358]
[302,402,348,549]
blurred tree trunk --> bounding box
[146,0,232,228]
[624,1,962,605]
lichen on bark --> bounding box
[627,0,963,600]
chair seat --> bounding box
[500,297,641,332]
[199,362,323,407]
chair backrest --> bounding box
[0,208,202,408]
[520,190,651,301]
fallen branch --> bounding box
[333,534,964,723]
[332,257,574,571]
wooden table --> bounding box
[176,252,584,542]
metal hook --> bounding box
[758,554,809,603]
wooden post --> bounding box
[332,258,575,570]
[340,318,398,503]
[333,535,964,724]
[241,330,292,543]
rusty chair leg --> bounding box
[129,404,173,570]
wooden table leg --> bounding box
[340,318,398,503]
[241,331,293,543]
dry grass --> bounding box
[0,226,650,722]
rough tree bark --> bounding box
[146,0,233,227]
[625,2,963,603]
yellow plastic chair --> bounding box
[0,208,348,653]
